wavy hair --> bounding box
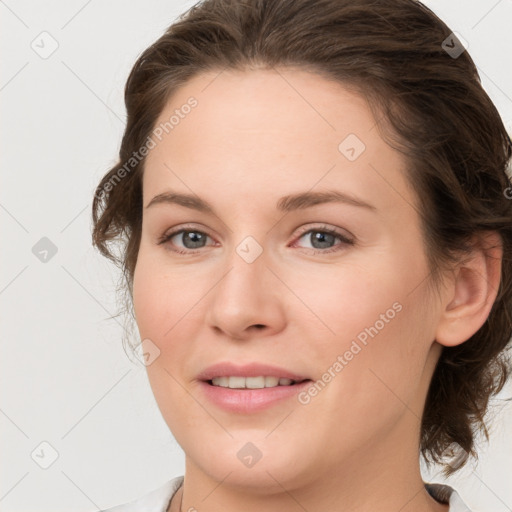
[91,0,512,475]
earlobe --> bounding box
[435,231,502,347]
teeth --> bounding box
[229,376,246,388]
[212,376,229,387]
[246,376,265,389]
[210,376,296,389]
[265,376,279,387]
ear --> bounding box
[435,231,503,347]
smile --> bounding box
[209,376,305,389]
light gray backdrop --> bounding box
[1,0,511,510]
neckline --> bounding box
[166,478,456,511]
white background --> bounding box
[1,1,511,510]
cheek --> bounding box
[132,255,203,428]
[133,249,205,340]
[133,260,162,339]
[282,259,407,351]
[288,252,435,406]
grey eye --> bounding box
[298,230,338,249]
[173,230,209,249]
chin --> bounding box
[200,456,306,493]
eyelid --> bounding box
[291,223,355,253]
[157,222,355,254]
[293,223,354,242]
[157,223,216,246]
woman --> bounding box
[92,0,512,510]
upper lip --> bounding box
[197,362,310,382]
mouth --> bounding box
[196,363,313,413]
[206,376,311,389]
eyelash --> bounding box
[157,224,354,255]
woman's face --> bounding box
[133,68,446,489]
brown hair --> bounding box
[91,0,512,475]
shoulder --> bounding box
[100,475,184,512]
[425,482,473,512]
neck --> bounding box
[171,416,449,512]
[170,344,448,512]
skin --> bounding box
[132,67,501,512]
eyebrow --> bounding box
[145,189,376,213]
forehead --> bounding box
[142,67,417,216]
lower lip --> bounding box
[199,380,312,413]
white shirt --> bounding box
[100,476,472,511]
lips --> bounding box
[196,362,313,413]
[196,362,310,383]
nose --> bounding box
[205,248,287,341]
